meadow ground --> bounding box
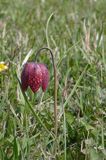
[0,0,106,159]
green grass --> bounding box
[0,0,106,159]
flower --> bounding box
[0,62,8,72]
[21,62,49,93]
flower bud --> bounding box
[21,62,49,93]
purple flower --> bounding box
[21,62,49,92]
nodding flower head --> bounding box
[21,62,49,93]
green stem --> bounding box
[35,47,58,154]
[62,97,67,160]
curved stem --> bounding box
[35,47,58,150]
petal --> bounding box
[28,63,42,92]
[21,63,29,91]
[38,63,49,92]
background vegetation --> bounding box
[0,0,106,159]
